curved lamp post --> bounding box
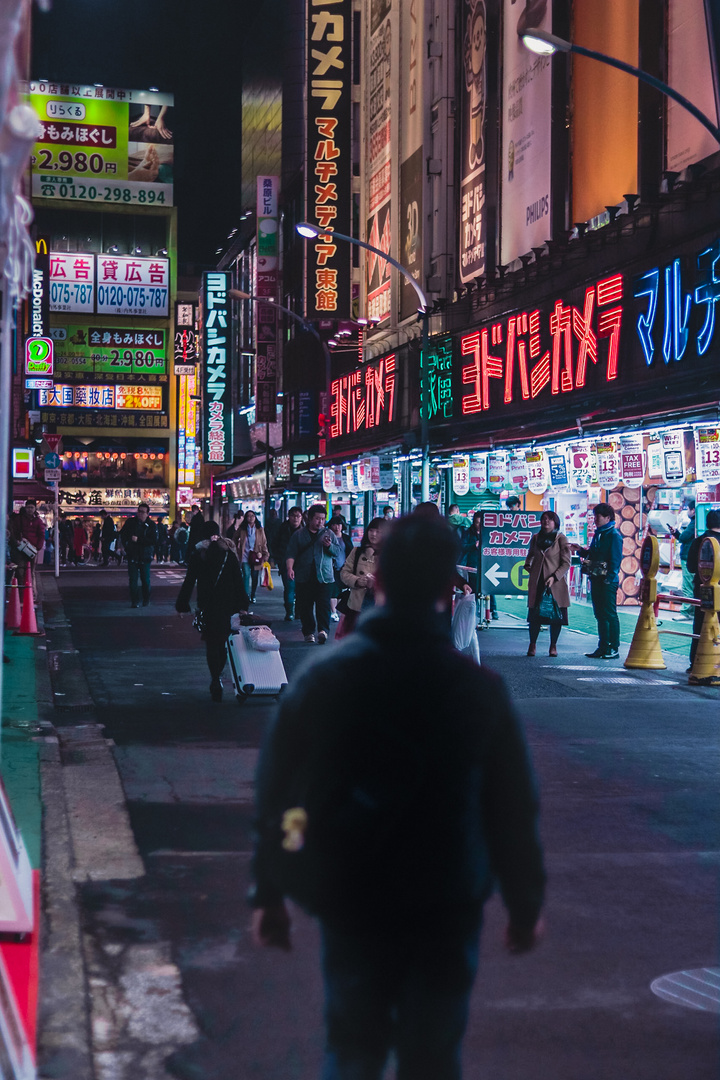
[296,222,433,501]
[522,29,720,145]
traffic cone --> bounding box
[624,601,666,669]
[4,574,22,629]
[14,578,41,636]
[688,610,720,686]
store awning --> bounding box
[12,480,56,502]
[213,454,267,481]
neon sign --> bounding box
[425,336,454,422]
[203,271,233,465]
[328,354,396,439]
[634,240,720,364]
[459,274,623,414]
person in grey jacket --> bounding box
[251,516,545,1078]
[285,504,344,644]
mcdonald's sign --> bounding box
[30,235,50,338]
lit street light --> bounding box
[296,222,433,502]
[522,28,720,145]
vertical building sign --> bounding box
[399,0,423,320]
[256,175,279,422]
[203,272,233,465]
[500,0,552,266]
[31,236,50,338]
[306,0,353,319]
[459,0,487,283]
[366,0,393,324]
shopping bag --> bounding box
[261,561,274,590]
[538,586,561,621]
[452,593,477,653]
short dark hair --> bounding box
[593,502,615,521]
[448,504,460,515]
[307,503,327,522]
[25,498,37,507]
[706,509,720,530]
[202,520,220,539]
[379,517,459,609]
[137,502,150,512]
[506,495,521,508]
[289,506,303,516]
[412,501,440,519]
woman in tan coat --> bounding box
[524,511,572,657]
[236,510,270,604]
[336,517,384,638]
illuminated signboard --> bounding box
[25,336,54,376]
[96,255,169,317]
[53,325,166,376]
[38,384,162,410]
[28,83,174,206]
[30,235,50,337]
[425,336,454,422]
[203,272,233,465]
[328,353,396,439]
[12,448,34,480]
[40,409,168,429]
[365,0,392,324]
[459,274,624,414]
[459,0,487,284]
[256,175,278,422]
[635,240,720,364]
[50,251,95,312]
[306,0,352,318]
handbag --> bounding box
[248,549,263,568]
[16,538,38,559]
[538,585,561,621]
[192,550,228,633]
[581,558,608,579]
[261,561,274,590]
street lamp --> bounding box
[522,28,720,145]
[296,222,433,501]
[230,290,331,515]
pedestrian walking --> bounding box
[174,520,189,565]
[225,510,245,544]
[686,508,720,673]
[155,515,169,562]
[337,517,383,637]
[573,502,623,659]
[236,510,269,605]
[251,515,545,1079]
[461,511,497,621]
[175,521,250,702]
[72,518,87,565]
[273,507,303,621]
[99,509,117,566]
[187,503,205,557]
[285,504,344,644]
[119,502,158,608]
[328,515,354,622]
[91,521,101,563]
[8,498,45,593]
[524,511,572,657]
[58,511,72,565]
[667,499,696,619]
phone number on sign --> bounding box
[37,177,166,204]
[97,285,168,311]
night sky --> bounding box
[31,0,258,270]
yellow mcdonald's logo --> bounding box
[35,238,48,255]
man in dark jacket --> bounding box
[187,503,205,556]
[574,502,623,659]
[99,509,117,566]
[686,508,720,673]
[119,503,157,608]
[273,506,303,620]
[251,516,545,1078]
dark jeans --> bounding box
[204,617,230,680]
[296,576,332,636]
[280,570,295,616]
[590,579,620,652]
[689,604,706,667]
[528,613,562,647]
[128,559,151,606]
[320,916,481,1080]
[101,539,112,566]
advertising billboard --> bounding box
[399,0,423,320]
[48,253,169,317]
[459,0,487,283]
[27,83,174,206]
[306,0,353,319]
[500,0,552,266]
[667,0,720,171]
[256,175,279,422]
[203,272,233,466]
[366,0,393,324]
[51,325,166,378]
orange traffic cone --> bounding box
[4,574,22,629]
[15,577,41,636]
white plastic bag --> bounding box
[243,626,280,652]
[452,593,481,665]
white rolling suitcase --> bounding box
[226,628,288,702]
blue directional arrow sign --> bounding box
[44,452,60,469]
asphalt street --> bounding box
[40,563,719,1080]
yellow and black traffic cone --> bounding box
[624,601,666,670]
[688,610,720,686]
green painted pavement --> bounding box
[1,636,43,870]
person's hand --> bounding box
[131,535,138,543]
[252,903,292,950]
[130,105,151,130]
[504,917,545,954]
[364,573,376,588]
[154,115,173,140]
[462,582,473,596]
[321,532,333,548]
[287,567,295,580]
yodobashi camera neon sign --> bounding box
[328,353,396,439]
[459,273,624,415]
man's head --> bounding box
[593,502,615,528]
[100,509,107,517]
[706,510,720,531]
[412,501,440,519]
[191,503,200,514]
[506,495,521,511]
[687,499,696,517]
[307,504,327,532]
[201,520,220,540]
[24,499,37,516]
[288,506,303,528]
[448,504,460,516]
[137,502,150,521]
[378,517,459,611]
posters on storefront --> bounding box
[469,454,487,494]
[378,456,396,489]
[453,455,470,496]
[487,452,507,492]
[661,430,686,485]
[646,440,662,479]
[596,440,621,488]
[459,0,487,283]
[547,450,569,488]
[507,452,528,492]
[525,449,548,494]
[399,0,423,321]
[28,83,174,206]
[500,0,552,266]
[695,426,720,484]
[366,0,393,324]
[620,433,645,487]
[568,442,597,490]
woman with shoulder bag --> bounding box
[524,511,572,657]
[236,510,269,605]
[175,521,250,701]
[337,517,385,639]
[327,516,354,622]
